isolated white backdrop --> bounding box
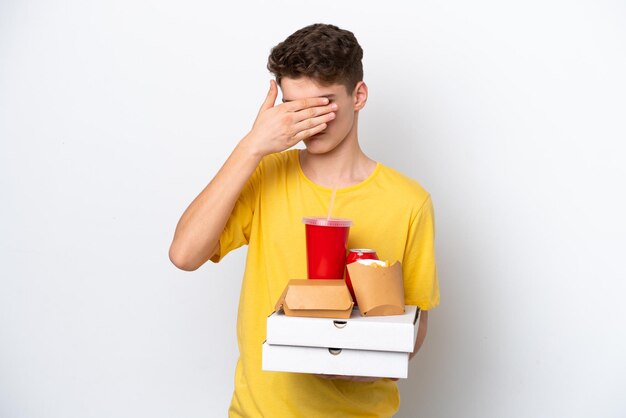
[1,1,625,417]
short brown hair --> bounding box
[267,23,364,93]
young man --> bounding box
[169,23,439,418]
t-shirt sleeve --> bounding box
[402,195,440,310]
[209,162,262,263]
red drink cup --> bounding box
[303,217,352,280]
[345,249,379,305]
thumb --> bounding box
[258,80,278,113]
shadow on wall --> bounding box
[362,88,494,417]
[396,231,493,417]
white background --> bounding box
[1,1,625,417]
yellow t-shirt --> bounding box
[212,149,439,418]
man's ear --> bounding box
[352,81,368,111]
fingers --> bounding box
[314,374,335,379]
[314,374,382,382]
[293,111,335,133]
[251,83,337,153]
[292,102,337,123]
[258,80,278,115]
[347,376,381,382]
[283,110,333,146]
[291,122,327,144]
[284,96,330,112]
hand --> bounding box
[314,374,399,383]
[243,80,337,157]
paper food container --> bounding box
[267,306,420,352]
[346,261,405,316]
[262,306,421,379]
[274,279,354,319]
[262,342,410,379]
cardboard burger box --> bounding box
[263,279,420,379]
[274,279,354,319]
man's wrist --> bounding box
[237,133,266,161]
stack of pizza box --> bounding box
[262,262,420,379]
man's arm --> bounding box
[410,310,428,360]
[169,80,337,271]
[168,140,261,271]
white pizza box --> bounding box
[267,305,420,353]
[262,342,410,379]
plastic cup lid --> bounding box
[302,217,352,227]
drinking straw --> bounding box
[327,187,337,220]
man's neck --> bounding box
[299,137,377,189]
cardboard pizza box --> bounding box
[266,305,420,352]
[262,342,410,379]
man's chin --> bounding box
[305,132,324,142]
[303,141,330,154]
[303,133,347,155]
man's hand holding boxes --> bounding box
[262,217,421,379]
